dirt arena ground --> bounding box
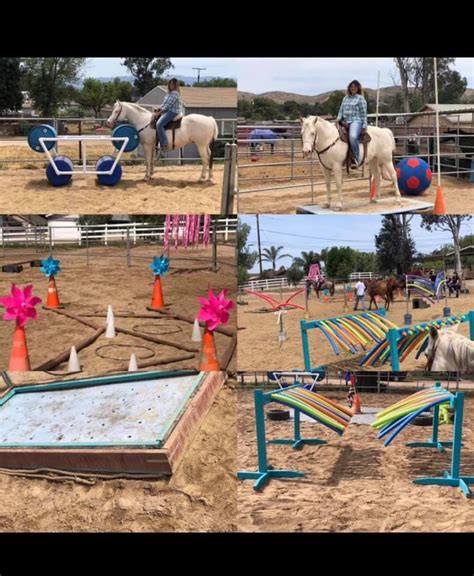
[237,152,473,214]
[0,244,236,374]
[237,386,474,532]
[237,284,474,372]
[0,166,224,214]
[0,377,236,532]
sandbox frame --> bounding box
[0,369,225,475]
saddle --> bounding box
[150,112,183,150]
[337,121,371,174]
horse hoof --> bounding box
[323,203,330,209]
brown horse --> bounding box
[306,278,335,299]
[365,277,400,310]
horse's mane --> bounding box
[119,101,151,114]
[436,330,474,371]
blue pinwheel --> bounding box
[149,255,169,277]
[40,256,61,277]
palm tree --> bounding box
[261,246,292,271]
[293,251,321,274]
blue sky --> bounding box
[240,215,474,273]
[237,57,474,94]
[84,58,238,79]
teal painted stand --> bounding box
[268,408,327,450]
[400,384,474,498]
[237,384,326,490]
[411,391,474,497]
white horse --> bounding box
[106,101,219,181]
[301,116,402,210]
[425,325,474,371]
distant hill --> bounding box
[239,86,474,104]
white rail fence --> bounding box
[0,217,237,248]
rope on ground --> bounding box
[95,344,155,361]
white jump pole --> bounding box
[433,57,446,213]
[375,70,381,127]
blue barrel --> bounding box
[96,155,122,186]
[28,124,57,152]
[111,124,139,152]
[46,156,73,186]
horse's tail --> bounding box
[209,119,219,171]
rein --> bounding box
[425,340,438,371]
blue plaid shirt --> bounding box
[337,94,367,129]
[161,90,184,115]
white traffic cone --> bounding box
[106,314,116,338]
[191,317,202,342]
[67,346,80,372]
[128,353,138,372]
[106,304,114,326]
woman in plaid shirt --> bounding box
[336,79,368,169]
[155,78,184,153]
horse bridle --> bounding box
[304,118,341,171]
[111,102,150,134]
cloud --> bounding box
[237,57,474,94]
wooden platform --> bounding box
[0,370,225,475]
[296,197,434,215]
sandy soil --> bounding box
[0,244,236,374]
[237,286,474,372]
[0,382,236,532]
[0,166,224,214]
[237,387,474,532]
[237,153,474,214]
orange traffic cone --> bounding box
[46,275,61,308]
[150,275,165,309]
[352,394,362,415]
[8,324,31,371]
[433,186,446,215]
[369,177,377,201]
[198,328,220,371]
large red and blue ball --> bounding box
[396,157,432,196]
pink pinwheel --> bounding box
[0,284,42,327]
[197,288,235,331]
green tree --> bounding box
[252,97,284,121]
[237,220,258,284]
[394,58,467,107]
[195,78,236,87]
[238,99,253,119]
[421,215,472,274]
[282,100,301,120]
[355,251,377,273]
[287,264,305,286]
[460,234,474,248]
[23,58,86,116]
[109,77,134,101]
[77,78,114,116]
[0,58,23,114]
[293,251,321,274]
[121,57,173,97]
[261,246,292,271]
[375,215,416,274]
[325,246,358,278]
[323,91,345,117]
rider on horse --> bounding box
[152,78,184,156]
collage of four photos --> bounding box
[0,56,473,533]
